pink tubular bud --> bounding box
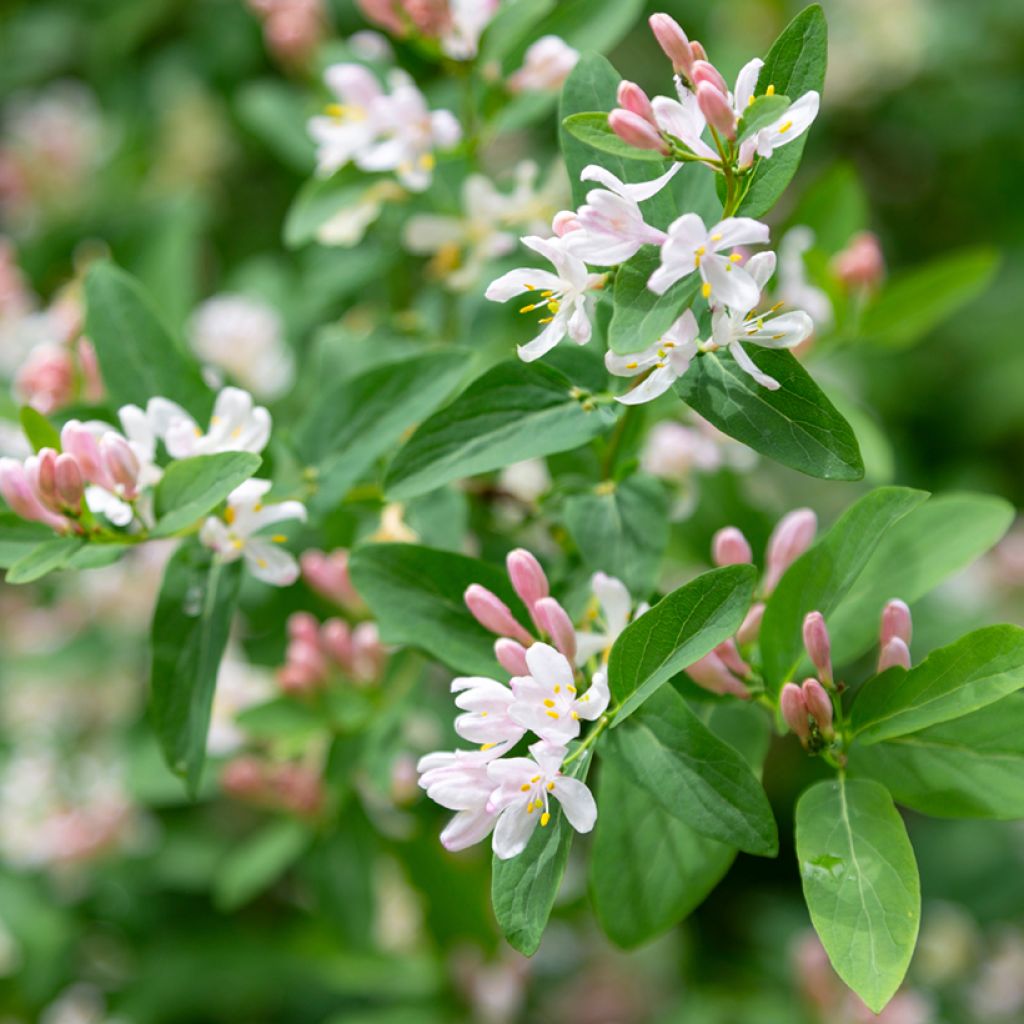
[495,637,530,676]
[648,13,694,77]
[696,81,736,140]
[617,81,656,126]
[286,636,328,680]
[533,596,577,663]
[27,448,60,512]
[737,602,765,646]
[689,40,708,63]
[320,618,353,669]
[712,526,753,567]
[780,682,810,744]
[763,508,817,596]
[506,548,549,611]
[691,60,729,98]
[100,433,140,499]
[802,611,833,687]
[464,584,533,645]
[833,231,885,290]
[608,109,669,155]
[287,611,320,645]
[880,599,912,648]
[271,763,324,816]
[277,661,322,694]
[221,756,266,798]
[801,678,834,739]
[878,637,911,673]
[686,650,749,699]
[54,453,84,510]
[300,548,360,608]
[350,621,385,683]
[0,456,69,531]
[715,638,751,678]
[60,420,115,490]
[551,210,581,237]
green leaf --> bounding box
[298,351,466,510]
[152,452,262,538]
[84,262,212,418]
[736,94,791,142]
[563,474,668,595]
[150,542,242,794]
[213,819,311,912]
[561,112,665,162]
[675,348,864,481]
[851,625,1024,744]
[608,249,699,355]
[235,79,316,174]
[491,753,591,956]
[602,686,777,856]
[348,543,529,676]
[827,493,1014,666]
[5,536,84,584]
[0,515,52,568]
[234,697,325,742]
[559,54,675,211]
[861,247,999,349]
[795,778,920,1014]
[848,693,1024,819]
[590,703,770,948]
[608,564,757,722]
[738,5,828,217]
[18,406,59,453]
[760,487,928,693]
[384,361,618,502]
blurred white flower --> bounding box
[777,227,834,331]
[206,646,276,756]
[508,35,580,93]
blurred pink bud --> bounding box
[277,661,322,694]
[715,638,751,677]
[495,637,530,676]
[287,635,328,679]
[288,611,320,644]
[689,40,708,63]
[801,678,834,738]
[320,617,353,667]
[833,231,885,290]
[100,433,140,498]
[264,1,323,65]
[272,763,324,816]
[13,344,75,415]
[54,453,84,510]
[696,81,736,139]
[465,584,533,644]
[27,447,60,512]
[802,611,833,687]
[880,599,912,648]
[713,526,753,566]
[687,650,749,698]
[61,421,115,490]
[878,637,911,673]
[221,757,266,797]
[780,682,810,744]
[390,753,419,804]
[506,547,549,612]
[691,60,729,98]
[0,456,69,531]
[357,0,406,35]
[300,548,361,609]
[648,13,694,76]
[533,596,577,663]
[77,338,104,403]
[737,602,765,645]
[616,81,657,126]
[552,210,581,237]
[763,508,817,595]
[351,621,385,683]
[608,109,669,155]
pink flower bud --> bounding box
[495,637,530,676]
[271,763,324,816]
[712,526,753,566]
[737,602,765,645]
[880,599,912,648]
[801,678,834,739]
[77,338,104,403]
[100,433,140,499]
[551,210,581,237]
[465,584,533,645]
[533,596,577,663]
[300,548,361,608]
[617,81,656,126]
[54,453,84,511]
[506,548,549,611]
[287,636,328,679]
[13,344,75,415]
[780,682,810,744]
[277,661,322,694]
[691,60,729,98]
[763,508,817,595]
[696,81,736,140]
[802,611,833,687]
[715,638,751,678]
[26,448,60,512]
[648,13,694,76]
[351,621,385,683]
[0,456,69,531]
[833,231,885,290]
[60,421,115,490]
[608,109,669,155]
[221,756,266,797]
[686,650,748,698]
[690,40,708,63]
[878,637,911,673]
[288,611,320,644]
[320,618,353,668]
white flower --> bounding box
[440,0,499,61]
[652,87,718,161]
[648,212,770,309]
[188,295,294,400]
[562,164,678,267]
[153,387,271,460]
[207,645,275,756]
[485,741,597,859]
[499,161,571,237]
[199,479,306,586]
[574,573,647,664]
[508,642,609,745]
[417,746,504,852]
[777,227,833,330]
[604,308,700,405]
[316,180,406,247]
[498,458,551,504]
[451,675,526,748]
[507,35,580,93]
[307,64,390,178]
[485,234,605,362]
[707,252,814,390]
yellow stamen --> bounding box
[547,782,555,791]
[543,699,556,708]
[702,282,712,299]
[538,316,554,323]
[531,775,541,783]
[729,253,742,263]
[778,120,793,134]
[625,361,638,370]
[566,685,576,694]
[224,506,236,525]
[553,685,560,694]
[480,743,496,751]
[521,783,531,792]
[271,534,287,543]
[571,711,579,720]
[540,812,551,827]
[546,710,560,720]
[710,233,723,243]
[418,153,436,170]
[766,84,775,96]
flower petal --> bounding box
[492,803,539,859]
[552,777,597,833]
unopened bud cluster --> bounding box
[780,611,836,751]
[278,611,385,693]
[221,755,324,816]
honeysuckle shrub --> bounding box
[0,0,1020,1020]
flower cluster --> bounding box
[278,611,386,693]
[356,0,499,62]
[487,11,822,395]
[417,549,618,859]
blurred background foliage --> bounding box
[0,0,1022,1022]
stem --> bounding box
[600,403,637,479]
[563,714,609,767]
